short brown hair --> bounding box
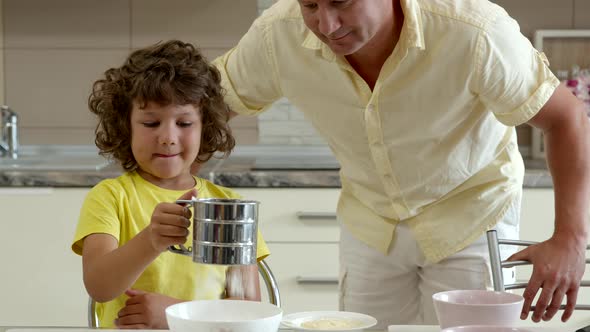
[89,40,235,171]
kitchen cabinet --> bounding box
[520,188,555,242]
[233,188,341,314]
[0,188,89,326]
[240,187,590,327]
[233,188,341,243]
[0,187,342,324]
[0,186,342,325]
[2,186,589,328]
[263,243,339,314]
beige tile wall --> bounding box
[257,0,588,150]
[492,0,575,37]
[492,0,588,149]
[2,0,258,145]
[131,0,254,50]
[575,0,590,29]
[0,0,586,147]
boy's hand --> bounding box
[147,189,197,253]
[115,289,182,329]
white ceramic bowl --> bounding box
[432,290,524,329]
[166,300,283,332]
[441,326,534,332]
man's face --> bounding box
[298,0,393,56]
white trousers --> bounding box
[338,216,518,328]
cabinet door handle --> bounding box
[296,212,337,220]
[296,276,339,284]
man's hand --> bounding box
[115,289,183,329]
[507,232,586,323]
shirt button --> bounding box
[367,104,374,112]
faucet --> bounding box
[0,105,18,159]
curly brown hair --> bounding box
[88,40,235,171]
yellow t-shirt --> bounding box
[214,0,559,262]
[71,171,270,328]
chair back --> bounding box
[88,259,281,328]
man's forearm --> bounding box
[544,104,590,239]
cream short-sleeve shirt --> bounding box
[214,0,559,262]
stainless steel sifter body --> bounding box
[169,198,259,265]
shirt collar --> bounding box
[301,0,425,61]
[301,30,337,62]
[400,0,425,50]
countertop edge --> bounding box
[0,169,552,189]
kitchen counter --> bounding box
[0,325,565,332]
[0,145,552,188]
[1,328,386,332]
[0,328,387,332]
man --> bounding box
[213,0,590,326]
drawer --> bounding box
[0,188,89,326]
[261,243,339,314]
[234,188,341,242]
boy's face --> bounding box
[298,0,393,56]
[130,101,202,189]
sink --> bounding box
[0,145,111,171]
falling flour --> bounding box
[226,265,258,300]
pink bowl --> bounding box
[432,290,524,329]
